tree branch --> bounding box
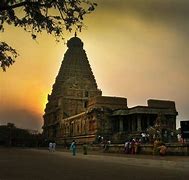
[0,1,48,11]
[0,1,27,11]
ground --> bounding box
[0,147,188,180]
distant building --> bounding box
[43,37,178,143]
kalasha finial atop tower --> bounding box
[67,36,83,49]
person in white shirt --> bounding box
[49,142,53,152]
[52,142,56,152]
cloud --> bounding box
[0,107,43,131]
[93,0,189,34]
[98,0,189,17]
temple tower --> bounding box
[43,37,102,137]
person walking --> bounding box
[70,140,76,156]
[124,140,129,154]
[153,138,161,155]
[134,139,140,154]
[49,142,53,152]
[83,143,88,155]
[52,141,56,152]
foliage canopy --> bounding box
[0,0,97,71]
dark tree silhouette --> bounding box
[0,0,97,71]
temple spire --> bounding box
[44,36,102,119]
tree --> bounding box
[0,0,97,71]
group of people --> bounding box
[48,140,88,156]
[124,138,167,156]
[48,140,76,155]
[48,137,167,156]
[124,139,140,154]
[69,140,89,156]
[48,141,56,152]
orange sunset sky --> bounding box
[0,0,189,131]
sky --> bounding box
[0,0,189,131]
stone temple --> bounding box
[43,37,178,144]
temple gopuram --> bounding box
[43,37,178,144]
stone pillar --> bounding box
[127,118,130,132]
[137,115,142,131]
[119,117,123,132]
[147,116,150,128]
[131,116,135,131]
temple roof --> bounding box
[67,36,83,49]
[112,106,178,116]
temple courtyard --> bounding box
[0,148,188,180]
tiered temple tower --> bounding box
[43,37,102,137]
